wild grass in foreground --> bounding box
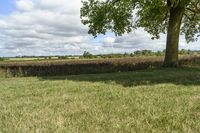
[1,67,200,132]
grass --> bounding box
[1,67,200,132]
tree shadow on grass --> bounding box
[39,66,200,87]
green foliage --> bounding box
[0,58,4,61]
[133,50,165,56]
[98,53,131,58]
[134,50,154,56]
[58,56,68,59]
[83,51,93,58]
[179,49,191,55]
[44,57,52,60]
[81,0,200,42]
[155,51,164,56]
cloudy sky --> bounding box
[0,0,199,57]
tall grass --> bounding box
[1,67,200,132]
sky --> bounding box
[0,0,199,57]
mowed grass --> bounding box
[1,67,200,132]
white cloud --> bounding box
[16,0,34,11]
[103,37,115,44]
[0,0,91,56]
[0,0,199,57]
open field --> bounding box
[6,57,46,61]
[1,66,200,132]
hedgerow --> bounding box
[0,56,199,77]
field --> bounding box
[1,66,200,132]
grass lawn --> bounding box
[1,67,200,132]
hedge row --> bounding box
[0,56,199,77]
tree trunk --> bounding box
[163,6,185,67]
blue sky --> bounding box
[0,0,199,57]
[0,0,15,15]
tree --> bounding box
[0,57,4,61]
[179,49,189,55]
[80,0,200,67]
[83,51,93,58]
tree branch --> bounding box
[184,13,193,21]
[186,7,200,14]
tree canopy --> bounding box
[81,0,200,43]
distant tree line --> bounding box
[0,49,199,61]
[81,49,198,59]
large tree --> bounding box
[80,0,200,67]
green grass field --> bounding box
[1,67,200,132]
